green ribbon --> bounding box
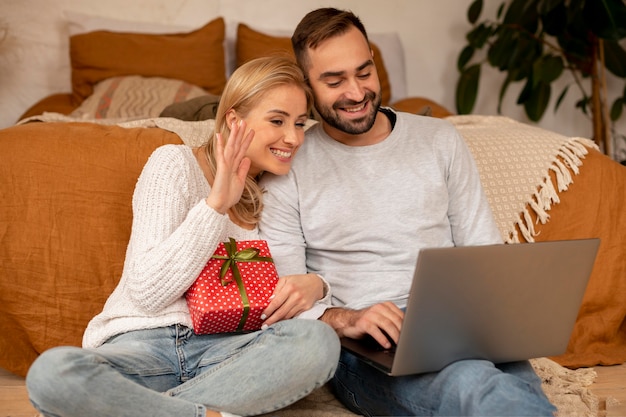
[211,237,274,331]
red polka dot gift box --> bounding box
[186,238,278,334]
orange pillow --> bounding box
[69,18,226,104]
[236,23,392,106]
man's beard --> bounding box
[315,91,382,135]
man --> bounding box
[259,7,556,417]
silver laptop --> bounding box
[340,239,600,376]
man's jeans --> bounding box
[331,349,557,416]
[26,320,339,417]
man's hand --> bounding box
[320,302,404,349]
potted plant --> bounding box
[455,0,626,161]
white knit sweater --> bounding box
[83,145,258,348]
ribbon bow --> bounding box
[211,237,274,331]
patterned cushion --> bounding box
[69,76,208,120]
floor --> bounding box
[1,363,625,416]
[592,363,626,417]
[0,368,35,417]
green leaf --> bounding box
[557,33,593,76]
[506,33,542,74]
[496,2,505,19]
[603,40,626,78]
[541,1,567,37]
[508,67,527,82]
[538,0,563,15]
[497,74,513,114]
[468,0,483,24]
[466,23,492,49]
[487,28,516,70]
[534,55,564,83]
[457,46,475,71]
[575,97,590,116]
[503,0,540,33]
[554,85,570,113]
[517,77,534,105]
[610,98,624,121]
[583,0,626,41]
[456,64,481,114]
[524,81,551,121]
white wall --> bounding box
[1,0,624,159]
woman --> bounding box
[26,56,340,417]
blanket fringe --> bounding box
[508,138,597,243]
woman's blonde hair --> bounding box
[203,55,313,227]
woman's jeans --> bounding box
[331,349,557,416]
[26,320,339,417]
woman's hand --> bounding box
[205,121,254,214]
[261,273,325,326]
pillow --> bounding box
[236,23,392,106]
[69,76,208,120]
[368,32,407,102]
[69,17,226,105]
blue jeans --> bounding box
[26,320,339,417]
[331,350,557,416]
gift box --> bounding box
[186,238,278,334]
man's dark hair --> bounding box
[291,8,369,74]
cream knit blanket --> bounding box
[447,115,598,243]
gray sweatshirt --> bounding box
[259,110,502,318]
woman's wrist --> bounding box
[315,273,329,299]
[205,195,228,214]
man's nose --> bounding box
[343,78,366,102]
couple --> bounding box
[26,8,556,417]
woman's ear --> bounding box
[225,109,239,128]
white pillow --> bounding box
[369,32,407,102]
[64,10,194,36]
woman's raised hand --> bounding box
[205,121,254,214]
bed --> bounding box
[1,14,625,416]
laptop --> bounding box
[340,239,600,376]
